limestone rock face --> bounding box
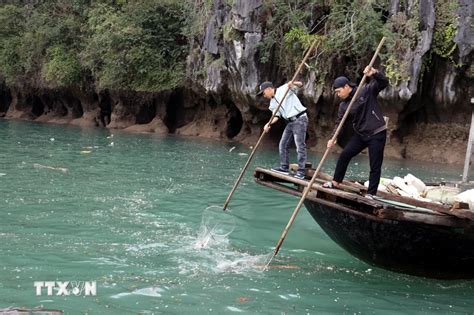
[183,0,472,164]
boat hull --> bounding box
[304,200,474,279]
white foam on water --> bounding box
[226,306,244,312]
[33,163,68,173]
[278,293,301,300]
[133,287,164,297]
[111,287,165,299]
[77,257,129,267]
[126,242,169,252]
[192,225,230,249]
[172,205,276,276]
[111,292,131,299]
[192,206,236,249]
[290,249,307,253]
[215,253,271,274]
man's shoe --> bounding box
[322,181,340,189]
[294,172,305,179]
[271,167,289,175]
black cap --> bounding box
[333,76,350,89]
[257,81,273,96]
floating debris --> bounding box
[33,163,68,173]
[0,308,63,315]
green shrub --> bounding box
[43,45,81,87]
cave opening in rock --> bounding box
[165,89,185,133]
[0,85,11,114]
[136,100,156,124]
[63,92,83,118]
[98,90,112,126]
[226,104,243,139]
[30,95,44,117]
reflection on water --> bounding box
[0,119,472,314]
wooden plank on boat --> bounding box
[375,209,470,228]
[452,201,470,210]
[376,191,474,220]
[312,177,364,194]
[255,167,474,221]
[317,171,367,189]
[316,171,473,219]
[256,179,386,222]
[255,168,381,208]
[256,178,469,228]
[447,202,474,220]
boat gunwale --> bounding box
[254,168,473,229]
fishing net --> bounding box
[193,206,295,272]
[193,206,236,249]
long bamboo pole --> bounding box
[223,39,319,211]
[462,99,474,183]
[271,37,386,257]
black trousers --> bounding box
[333,130,386,195]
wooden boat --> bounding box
[254,167,474,279]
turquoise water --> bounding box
[0,119,472,314]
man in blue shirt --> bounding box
[258,81,308,179]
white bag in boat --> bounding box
[379,178,392,187]
[454,189,474,209]
[392,176,419,198]
[364,180,388,192]
[404,173,426,194]
[425,186,460,204]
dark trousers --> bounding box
[333,130,386,195]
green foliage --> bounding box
[432,1,459,63]
[380,8,420,86]
[257,0,393,83]
[0,0,462,92]
[283,27,323,71]
[0,37,22,85]
[0,0,188,92]
[81,1,187,91]
[182,0,214,39]
[256,0,325,77]
[223,22,244,43]
[43,45,81,87]
[0,5,24,85]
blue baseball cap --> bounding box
[333,76,351,89]
[257,81,274,96]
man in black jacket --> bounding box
[325,66,388,196]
